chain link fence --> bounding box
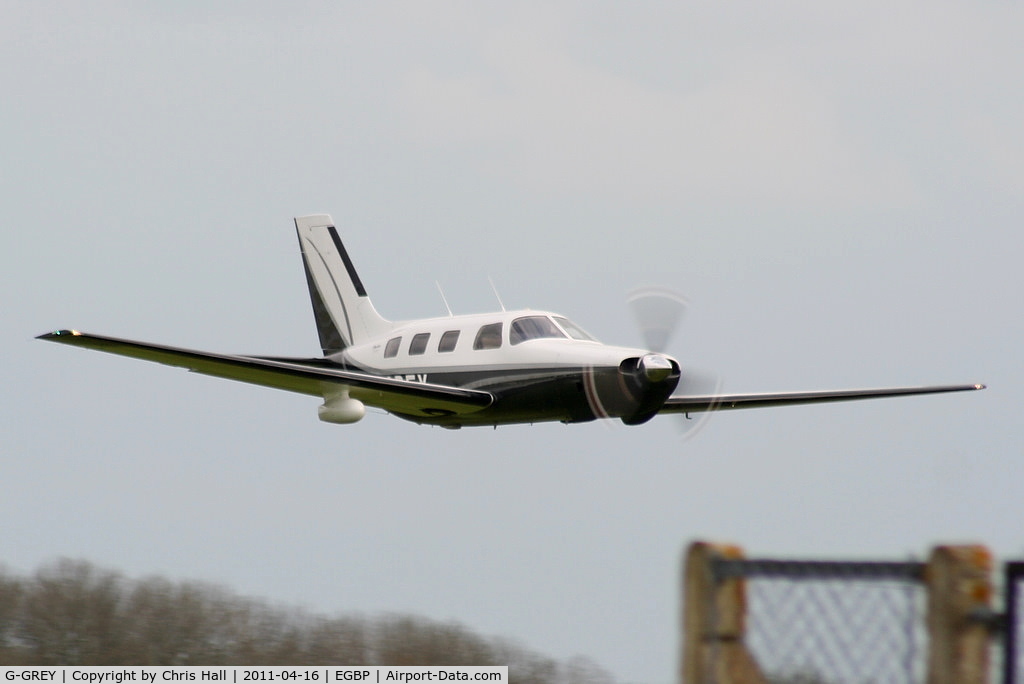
[682,543,1001,684]
[711,559,926,684]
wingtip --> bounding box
[36,329,81,340]
[974,383,986,390]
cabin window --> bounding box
[473,323,503,350]
[438,330,460,353]
[510,316,567,345]
[409,333,430,356]
[384,336,402,358]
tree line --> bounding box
[0,559,613,684]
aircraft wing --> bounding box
[660,383,985,415]
[37,330,493,418]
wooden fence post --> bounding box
[926,544,993,684]
[681,541,767,684]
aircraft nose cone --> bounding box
[640,354,674,383]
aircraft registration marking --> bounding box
[390,374,428,384]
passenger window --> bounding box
[510,316,567,345]
[409,333,430,356]
[473,323,503,350]
[384,337,401,358]
[438,330,460,353]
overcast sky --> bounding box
[2,2,1021,682]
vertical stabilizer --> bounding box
[295,215,392,354]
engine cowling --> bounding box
[619,354,680,425]
[318,394,366,424]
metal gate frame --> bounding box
[682,542,996,684]
[1005,561,1024,684]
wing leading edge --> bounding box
[660,383,985,415]
[37,330,493,418]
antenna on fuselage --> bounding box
[436,281,454,317]
[488,276,507,313]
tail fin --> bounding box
[295,215,392,354]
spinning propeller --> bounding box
[627,287,723,436]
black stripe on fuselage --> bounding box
[397,369,599,427]
[338,360,618,426]
[340,361,592,392]
[326,225,367,298]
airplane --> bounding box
[38,214,985,429]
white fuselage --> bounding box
[335,309,679,426]
[338,310,651,383]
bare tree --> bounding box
[0,558,618,684]
[0,569,25,664]
[17,559,124,664]
[372,615,497,665]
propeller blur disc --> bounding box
[627,287,689,353]
[626,286,723,439]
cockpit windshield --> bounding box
[510,316,567,345]
[552,316,598,342]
